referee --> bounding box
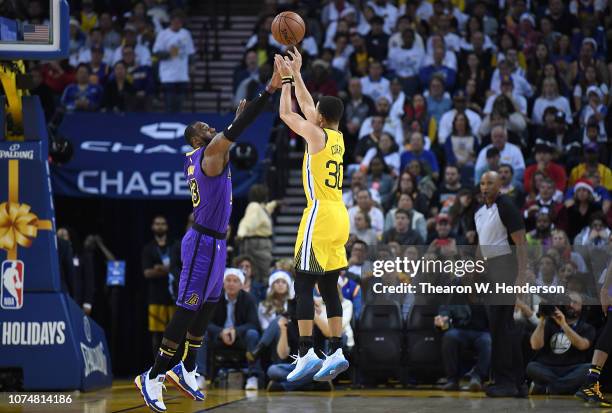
[475,171,527,397]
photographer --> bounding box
[527,291,595,395]
[435,290,491,392]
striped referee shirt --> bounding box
[475,193,525,259]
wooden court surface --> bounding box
[1,381,611,412]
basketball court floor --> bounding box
[0,382,608,413]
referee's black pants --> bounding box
[486,253,524,388]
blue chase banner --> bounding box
[51,112,274,199]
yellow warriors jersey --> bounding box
[295,128,350,274]
[302,128,344,203]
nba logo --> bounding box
[1,260,24,310]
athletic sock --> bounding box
[298,336,313,357]
[329,337,342,354]
[183,338,202,372]
[149,343,177,379]
[588,365,602,384]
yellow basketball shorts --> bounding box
[148,304,176,332]
[294,200,350,274]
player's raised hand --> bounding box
[275,54,292,77]
[268,59,281,91]
[286,46,302,73]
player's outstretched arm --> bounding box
[202,70,281,176]
[285,47,317,123]
[276,55,325,154]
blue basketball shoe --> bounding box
[135,368,166,412]
[166,361,205,401]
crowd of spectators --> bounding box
[21,0,194,116]
[220,0,612,394]
[33,0,612,397]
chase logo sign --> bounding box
[1,260,24,309]
[140,123,186,140]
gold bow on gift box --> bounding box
[0,160,53,260]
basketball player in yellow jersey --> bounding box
[275,50,350,382]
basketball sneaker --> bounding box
[286,348,323,382]
[135,369,167,412]
[313,348,349,382]
[576,381,612,407]
[166,361,205,401]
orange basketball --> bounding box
[271,11,305,46]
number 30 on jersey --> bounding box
[325,160,343,189]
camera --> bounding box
[536,293,571,318]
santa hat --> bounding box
[224,268,245,285]
[267,270,294,299]
[519,13,535,27]
[574,179,594,196]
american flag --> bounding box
[22,24,49,43]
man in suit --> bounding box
[206,268,261,390]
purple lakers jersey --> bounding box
[184,147,232,233]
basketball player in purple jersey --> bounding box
[135,68,281,413]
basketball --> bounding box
[271,11,305,46]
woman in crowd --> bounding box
[383,192,427,241]
[532,77,572,126]
[526,43,551,85]
[457,52,489,95]
[236,184,279,282]
[535,254,560,287]
[444,111,479,183]
[391,171,430,214]
[102,61,135,112]
[478,94,527,141]
[350,209,379,246]
[464,77,485,115]
[448,188,478,245]
[366,156,395,209]
[406,159,437,207]
[574,65,609,112]
[558,182,602,241]
[248,271,294,362]
[550,229,588,274]
[361,133,400,177]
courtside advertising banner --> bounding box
[51,112,274,199]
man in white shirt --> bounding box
[348,189,385,236]
[474,125,525,187]
[388,15,425,50]
[112,24,152,67]
[360,60,391,102]
[152,10,195,112]
[425,15,462,52]
[359,96,404,148]
[424,34,457,71]
[415,0,434,22]
[387,29,424,96]
[490,59,533,98]
[367,0,399,34]
[321,0,357,26]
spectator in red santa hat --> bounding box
[557,178,602,240]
